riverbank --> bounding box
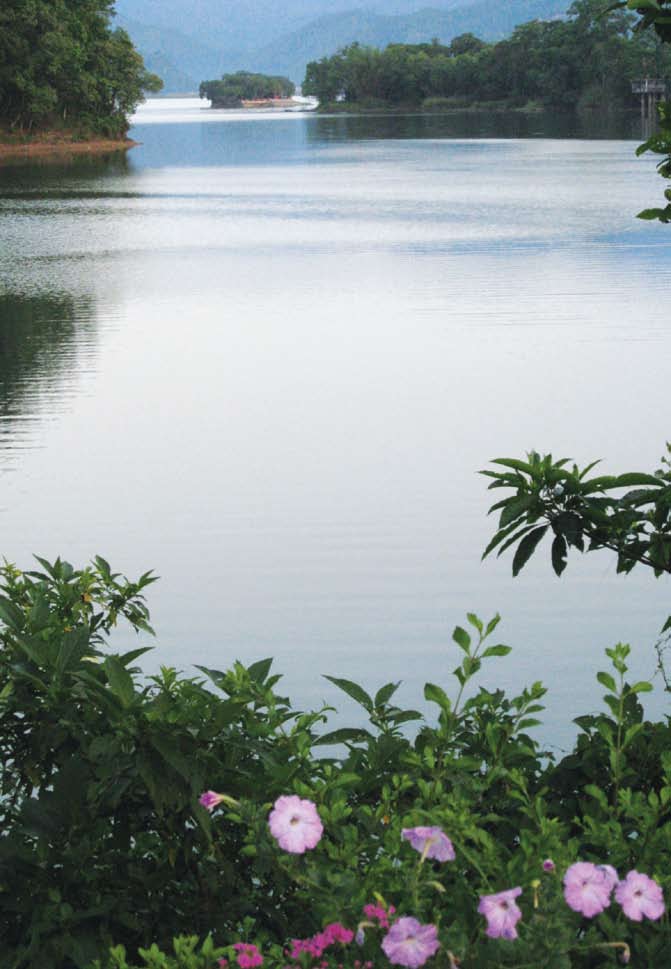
[0,131,138,163]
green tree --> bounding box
[199,71,295,106]
[0,0,161,137]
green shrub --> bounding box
[1,557,670,967]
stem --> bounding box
[613,665,625,813]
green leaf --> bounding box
[466,612,483,633]
[482,520,535,559]
[104,656,136,708]
[499,494,536,529]
[613,473,664,487]
[55,628,90,676]
[482,644,512,658]
[314,727,373,746]
[491,458,534,474]
[424,682,451,715]
[596,671,616,692]
[374,682,400,707]
[512,526,548,576]
[628,681,653,694]
[0,596,25,632]
[323,676,373,712]
[551,534,568,576]
[452,625,471,652]
[388,710,423,725]
[623,723,644,748]
[485,614,501,636]
[247,657,273,683]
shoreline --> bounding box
[0,135,139,163]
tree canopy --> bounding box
[0,0,162,138]
[199,72,295,107]
[303,2,671,112]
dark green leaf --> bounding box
[512,525,548,576]
[551,534,568,576]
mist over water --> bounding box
[1,99,669,748]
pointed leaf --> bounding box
[512,526,548,576]
[323,676,373,712]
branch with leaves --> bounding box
[481,446,671,630]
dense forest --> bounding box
[199,72,296,107]
[303,0,671,111]
[0,0,162,138]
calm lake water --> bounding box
[1,98,670,746]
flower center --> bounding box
[290,815,300,825]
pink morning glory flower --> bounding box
[615,870,665,922]
[381,917,440,969]
[542,859,556,872]
[478,887,523,940]
[563,862,616,917]
[233,944,263,969]
[199,790,226,812]
[401,827,455,862]
[268,795,323,854]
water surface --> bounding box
[1,99,669,746]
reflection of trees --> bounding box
[0,292,97,467]
[305,111,641,144]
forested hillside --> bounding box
[0,0,162,137]
[115,0,569,89]
[304,0,671,111]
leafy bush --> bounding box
[1,556,671,968]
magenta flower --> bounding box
[478,887,523,940]
[363,902,395,929]
[233,944,263,969]
[268,795,323,854]
[199,790,226,812]
[381,917,440,969]
[401,827,455,862]
[615,870,665,922]
[542,859,556,872]
[322,923,354,945]
[563,862,617,918]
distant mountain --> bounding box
[116,14,223,85]
[249,1,570,82]
[115,0,571,91]
[141,51,198,95]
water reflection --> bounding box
[305,110,645,143]
[0,293,97,473]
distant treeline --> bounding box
[200,72,296,107]
[0,0,162,137]
[303,0,671,110]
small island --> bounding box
[199,71,296,109]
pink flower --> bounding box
[381,917,440,969]
[322,923,354,945]
[289,924,353,960]
[615,870,665,922]
[199,790,226,812]
[268,795,323,854]
[542,859,556,872]
[401,827,455,862]
[477,887,523,940]
[563,862,616,918]
[218,961,228,968]
[233,944,263,969]
[363,903,395,929]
